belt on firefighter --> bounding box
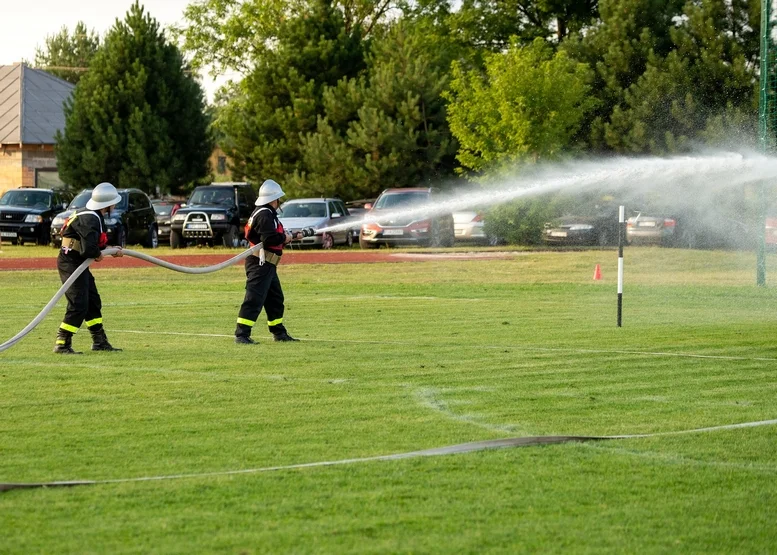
[61,237,82,252]
[253,250,281,266]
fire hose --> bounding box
[0,243,266,353]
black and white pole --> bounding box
[617,205,625,327]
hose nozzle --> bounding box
[299,227,316,237]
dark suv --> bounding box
[0,188,70,245]
[51,188,158,248]
[359,187,455,248]
[169,182,256,248]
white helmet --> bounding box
[255,179,286,206]
[86,182,122,210]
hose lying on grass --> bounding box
[0,244,263,353]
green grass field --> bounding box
[1,246,776,553]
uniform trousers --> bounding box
[57,253,103,331]
[236,256,286,336]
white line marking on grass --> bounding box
[584,444,777,474]
[413,387,529,435]
[3,419,776,492]
[112,329,777,362]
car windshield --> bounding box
[374,191,429,210]
[281,202,327,218]
[68,190,128,211]
[68,191,92,209]
[153,203,173,216]
[0,190,52,208]
[189,188,235,205]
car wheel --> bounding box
[146,225,158,248]
[170,229,183,249]
[359,234,378,249]
[345,231,354,248]
[322,232,334,249]
[442,225,455,248]
[116,225,127,248]
[223,225,240,248]
[429,221,443,247]
[597,230,610,247]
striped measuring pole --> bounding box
[617,205,625,327]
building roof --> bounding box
[0,63,75,145]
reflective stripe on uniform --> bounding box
[267,318,283,327]
[59,323,79,333]
[56,340,66,345]
[237,318,255,327]
[86,317,103,328]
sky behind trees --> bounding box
[1,0,227,100]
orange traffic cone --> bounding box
[593,264,602,281]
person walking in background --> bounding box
[235,179,301,345]
[54,182,124,354]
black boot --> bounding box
[90,327,122,352]
[53,329,82,354]
[235,335,257,344]
[235,322,256,344]
[273,332,299,342]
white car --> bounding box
[453,211,501,245]
[279,198,353,248]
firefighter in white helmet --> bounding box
[54,182,124,354]
[235,179,301,344]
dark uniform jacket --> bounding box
[61,210,105,260]
[245,205,286,255]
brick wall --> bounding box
[0,146,23,194]
[22,146,57,187]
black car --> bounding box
[543,210,621,247]
[151,200,183,244]
[0,188,71,245]
[359,188,455,248]
[169,183,256,248]
[51,188,158,248]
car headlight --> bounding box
[172,214,186,222]
[104,217,119,225]
[210,214,227,221]
[52,216,67,226]
[568,224,593,231]
[24,214,43,223]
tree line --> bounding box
[41,0,764,204]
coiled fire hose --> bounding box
[0,244,264,353]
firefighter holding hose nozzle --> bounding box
[54,182,124,354]
[235,179,302,345]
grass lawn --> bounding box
[1,246,776,553]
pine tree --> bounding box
[293,21,460,199]
[34,22,100,85]
[604,0,758,153]
[55,2,212,195]
[216,0,366,189]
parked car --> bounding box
[452,211,504,245]
[626,212,677,245]
[359,187,455,249]
[279,198,353,248]
[344,199,375,243]
[543,209,620,247]
[151,200,183,244]
[169,182,256,248]
[51,188,158,248]
[0,188,71,245]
